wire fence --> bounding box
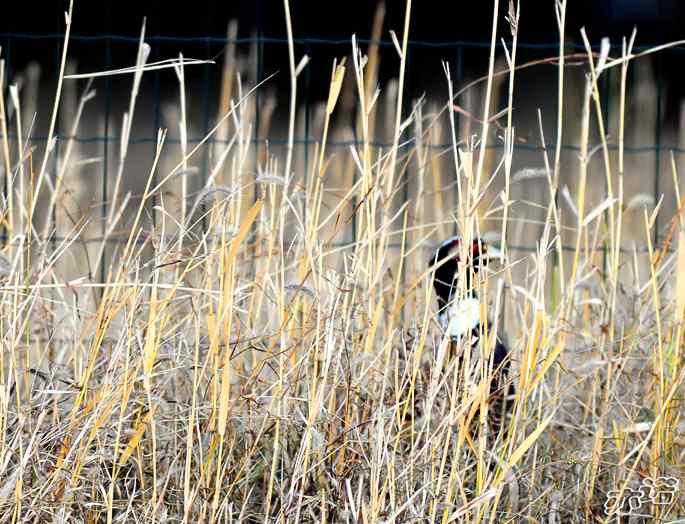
[0,31,681,256]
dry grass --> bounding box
[0,0,685,522]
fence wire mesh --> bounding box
[0,30,681,255]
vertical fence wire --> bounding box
[401,44,413,323]
[254,0,263,207]
[1,36,8,246]
[0,36,9,249]
[201,33,212,231]
[51,3,60,256]
[454,43,463,240]
[101,24,112,286]
[304,40,311,229]
[601,60,611,278]
[152,6,161,231]
[654,50,663,246]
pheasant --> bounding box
[430,235,513,435]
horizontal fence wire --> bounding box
[2,32,685,53]
[3,134,685,154]
[2,33,681,152]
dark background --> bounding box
[2,1,683,88]
[2,0,684,130]
[3,1,682,44]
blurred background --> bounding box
[2,0,685,286]
[3,0,685,104]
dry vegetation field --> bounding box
[1,0,685,522]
